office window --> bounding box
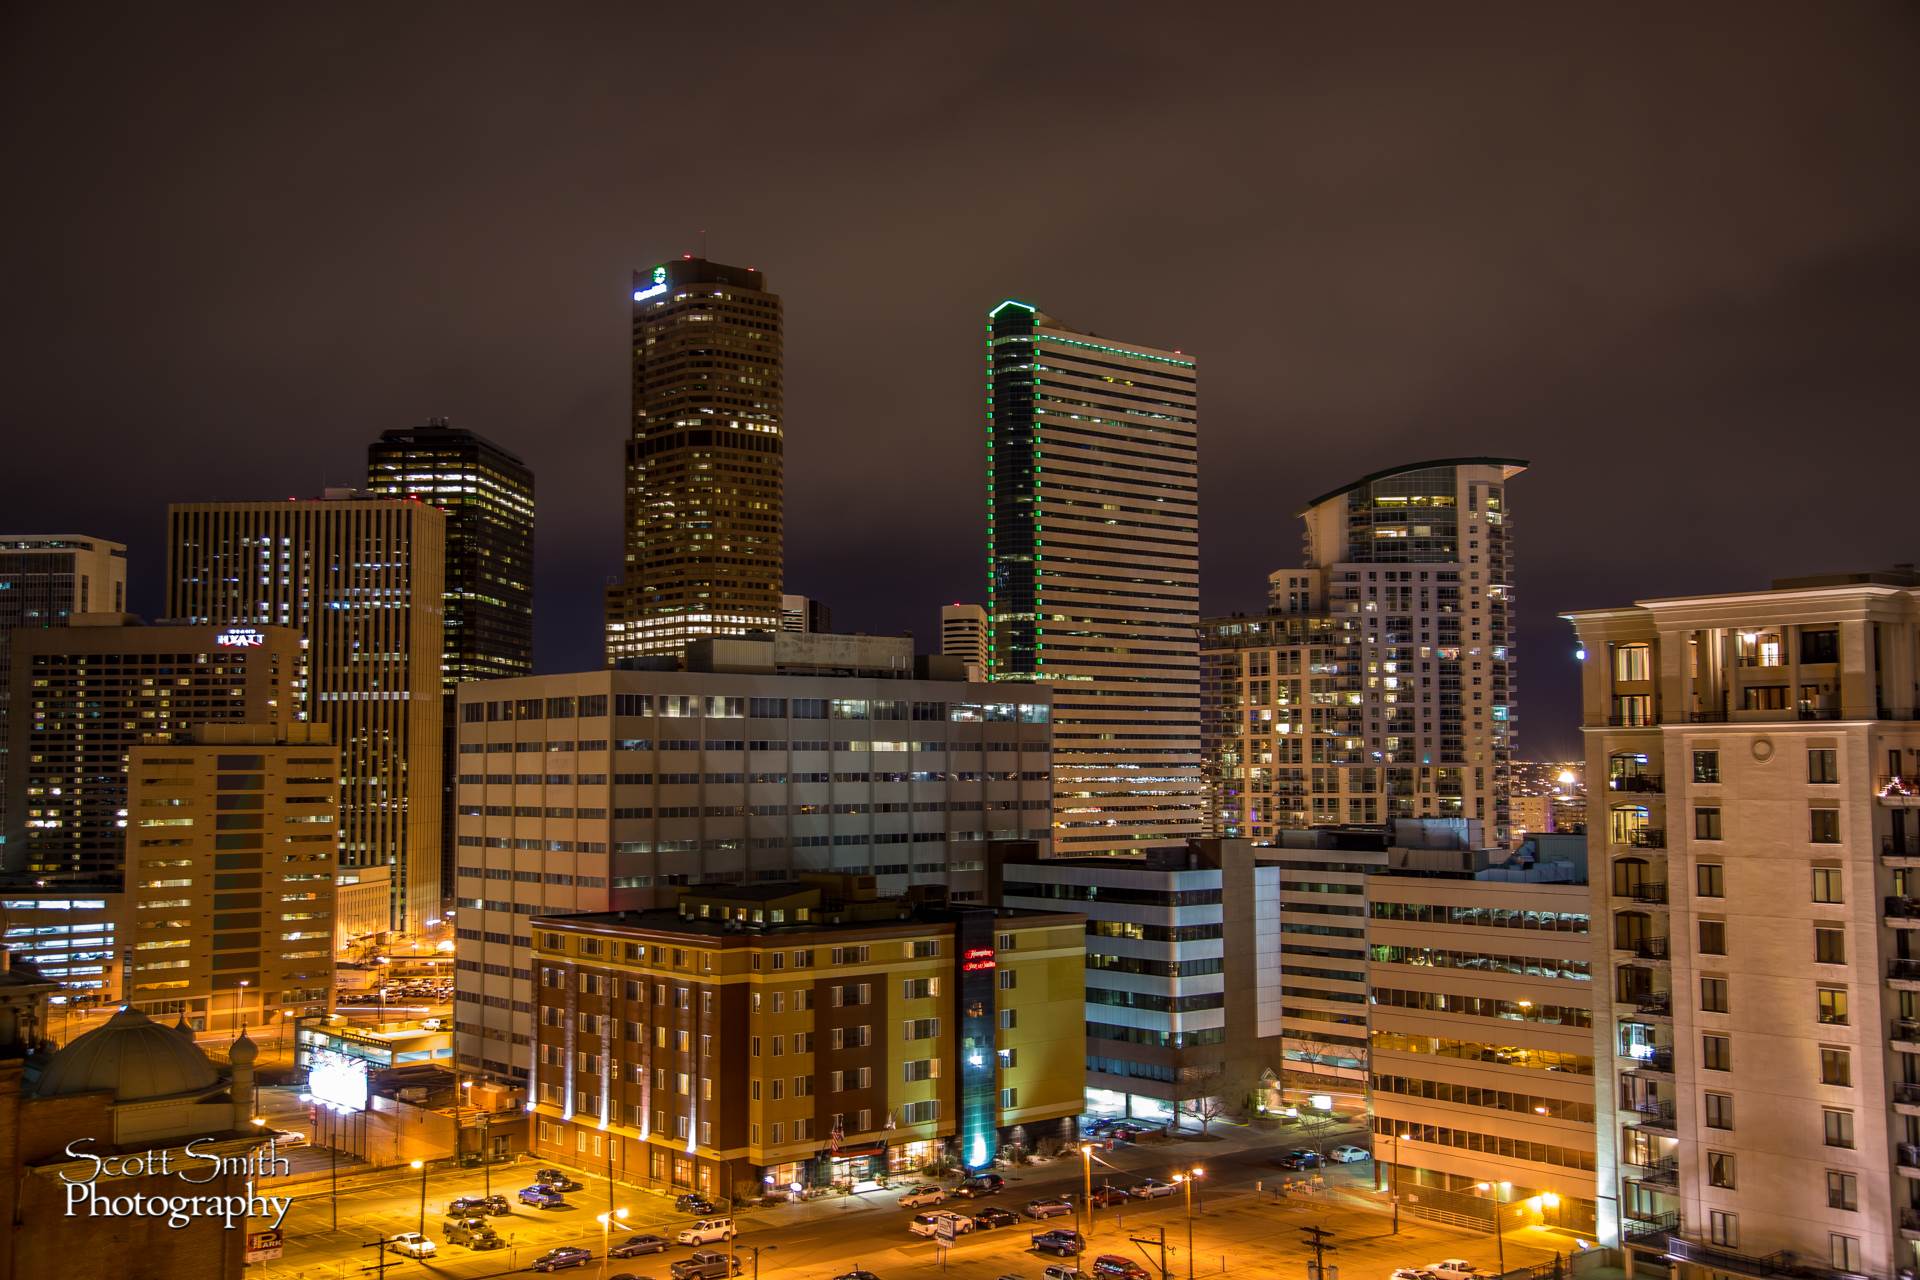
[1824,1170,1858,1210]
[1692,750,1720,783]
[1709,1211,1737,1248]
[1812,868,1844,904]
[1823,1108,1854,1149]
[1694,808,1722,840]
[1820,1046,1851,1087]
[1817,987,1849,1026]
[1707,1151,1735,1189]
[1814,927,1846,965]
[1832,1235,1861,1272]
[1696,863,1724,898]
[1704,1092,1733,1130]
[1698,920,1726,955]
[1702,1033,1731,1072]
[1810,808,1840,844]
[1808,749,1838,784]
[1700,977,1729,1013]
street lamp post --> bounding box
[232,979,250,1033]
[1080,1143,1094,1241]
[743,1243,777,1280]
[1476,1181,1510,1274]
[596,1207,628,1280]
[1172,1167,1204,1280]
[1389,1131,1409,1234]
[411,1159,428,1241]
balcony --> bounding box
[1880,777,1920,808]
[1904,1207,1920,1241]
[1628,936,1671,962]
[1899,1142,1920,1178]
[1895,1083,1920,1116]
[1608,774,1665,794]
[1625,1155,1678,1186]
[1631,990,1673,1018]
[1888,897,1920,926]
[1622,882,1669,905]
[1622,1213,1678,1248]
[1628,829,1667,849]
[1893,1020,1920,1052]
[1624,1098,1677,1132]
[1887,837,1920,868]
[1891,959,1920,988]
[1661,1234,1861,1280]
[1624,1047,1675,1075]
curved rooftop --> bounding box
[36,1006,221,1103]
[1297,456,1528,517]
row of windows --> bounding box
[464,695,1051,724]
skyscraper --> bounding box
[940,603,988,680]
[167,493,446,932]
[367,421,534,685]
[985,300,1201,855]
[1203,459,1523,841]
[0,536,127,857]
[606,257,783,662]
[368,421,534,912]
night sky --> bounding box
[5,4,1917,758]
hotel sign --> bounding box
[961,947,996,972]
[215,628,267,648]
[632,264,669,302]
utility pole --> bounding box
[1300,1224,1338,1280]
[1128,1227,1169,1280]
[363,1237,391,1279]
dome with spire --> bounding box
[36,1006,221,1102]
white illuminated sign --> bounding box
[216,629,267,648]
[632,264,669,303]
[306,1049,369,1112]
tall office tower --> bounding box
[985,301,1201,855]
[452,632,1053,1081]
[368,421,535,917]
[941,603,988,680]
[1203,459,1523,841]
[0,536,127,858]
[780,594,831,634]
[367,421,535,685]
[168,494,446,933]
[1566,567,1920,1270]
[606,257,784,662]
[124,723,338,1032]
[2,617,299,881]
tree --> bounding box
[1180,1095,1226,1135]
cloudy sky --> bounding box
[5,2,1916,755]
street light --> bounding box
[1079,1142,1095,1241]
[1172,1167,1204,1280]
[1388,1132,1410,1233]
[596,1207,628,1280]
[232,979,250,1032]
[1475,1180,1511,1273]
[411,1159,428,1241]
[742,1242,777,1280]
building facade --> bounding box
[1567,568,1920,1275]
[526,878,1084,1202]
[0,536,127,860]
[989,839,1281,1121]
[124,723,338,1032]
[2,617,301,884]
[167,494,446,932]
[780,595,832,634]
[1366,836,1598,1237]
[1204,459,1522,843]
[606,258,783,661]
[941,603,988,681]
[985,300,1202,856]
[0,893,127,1013]
[452,638,1053,1081]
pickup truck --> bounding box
[518,1184,566,1209]
[670,1249,743,1280]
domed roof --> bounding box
[37,1006,221,1102]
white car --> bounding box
[899,1185,948,1209]
[676,1217,736,1245]
[266,1128,307,1148]
[1130,1179,1177,1199]
[909,1211,975,1238]
[387,1233,436,1258]
[1429,1261,1488,1280]
[1328,1145,1370,1163]
[1391,1270,1438,1280]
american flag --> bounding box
[829,1116,845,1154]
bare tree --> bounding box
[1179,1095,1226,1136]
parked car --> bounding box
[1044,1266,1090,1280]
[954,1173,1005,1198]
[1087,1186,1130,1207]
[1093,1257,1151,1280]
[671,1249,743,1279]
[899,1185,948,1209]
[1277,1149,1322,1170]
[1429,1262,1489,1280]
[443,1217,500,1247]
[1329,1145,1371,1163]
[610,1234,671,1257]
[1031,1227,1085,1255]
[532,1245,594,1272]
[1026,1198,1074,1220]
[386,1233,436,1259]
[832,1271,882,1280]
[910,1211,975,1238]
[973,1207,1020,1229]
[1129,1179,1177,1199]
[519,1184,567,1208]
[449,1194,511,1217]
[676,1193,718,1214]
[536,1168,585,1192]
[266,1128,306,1148]
[675,1217,736,1246]
[1390,1270,1439,1280]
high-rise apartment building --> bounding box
[606,257,783,661]
[452,633,1053,1081]
[526,877,1084,1199]
[366,421,535,686]
[985,301,1201,856]
[1566,567,1920,1273]
[0,536,127,857]
[780,595,831,634]
[167,493,446,932]
[1203,458,1523,842]
[941,603,988,681]
[2,617,300,883]
[124,723,338,1031]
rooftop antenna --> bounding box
[700,228,708,259]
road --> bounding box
[245,1121,1574,1280]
